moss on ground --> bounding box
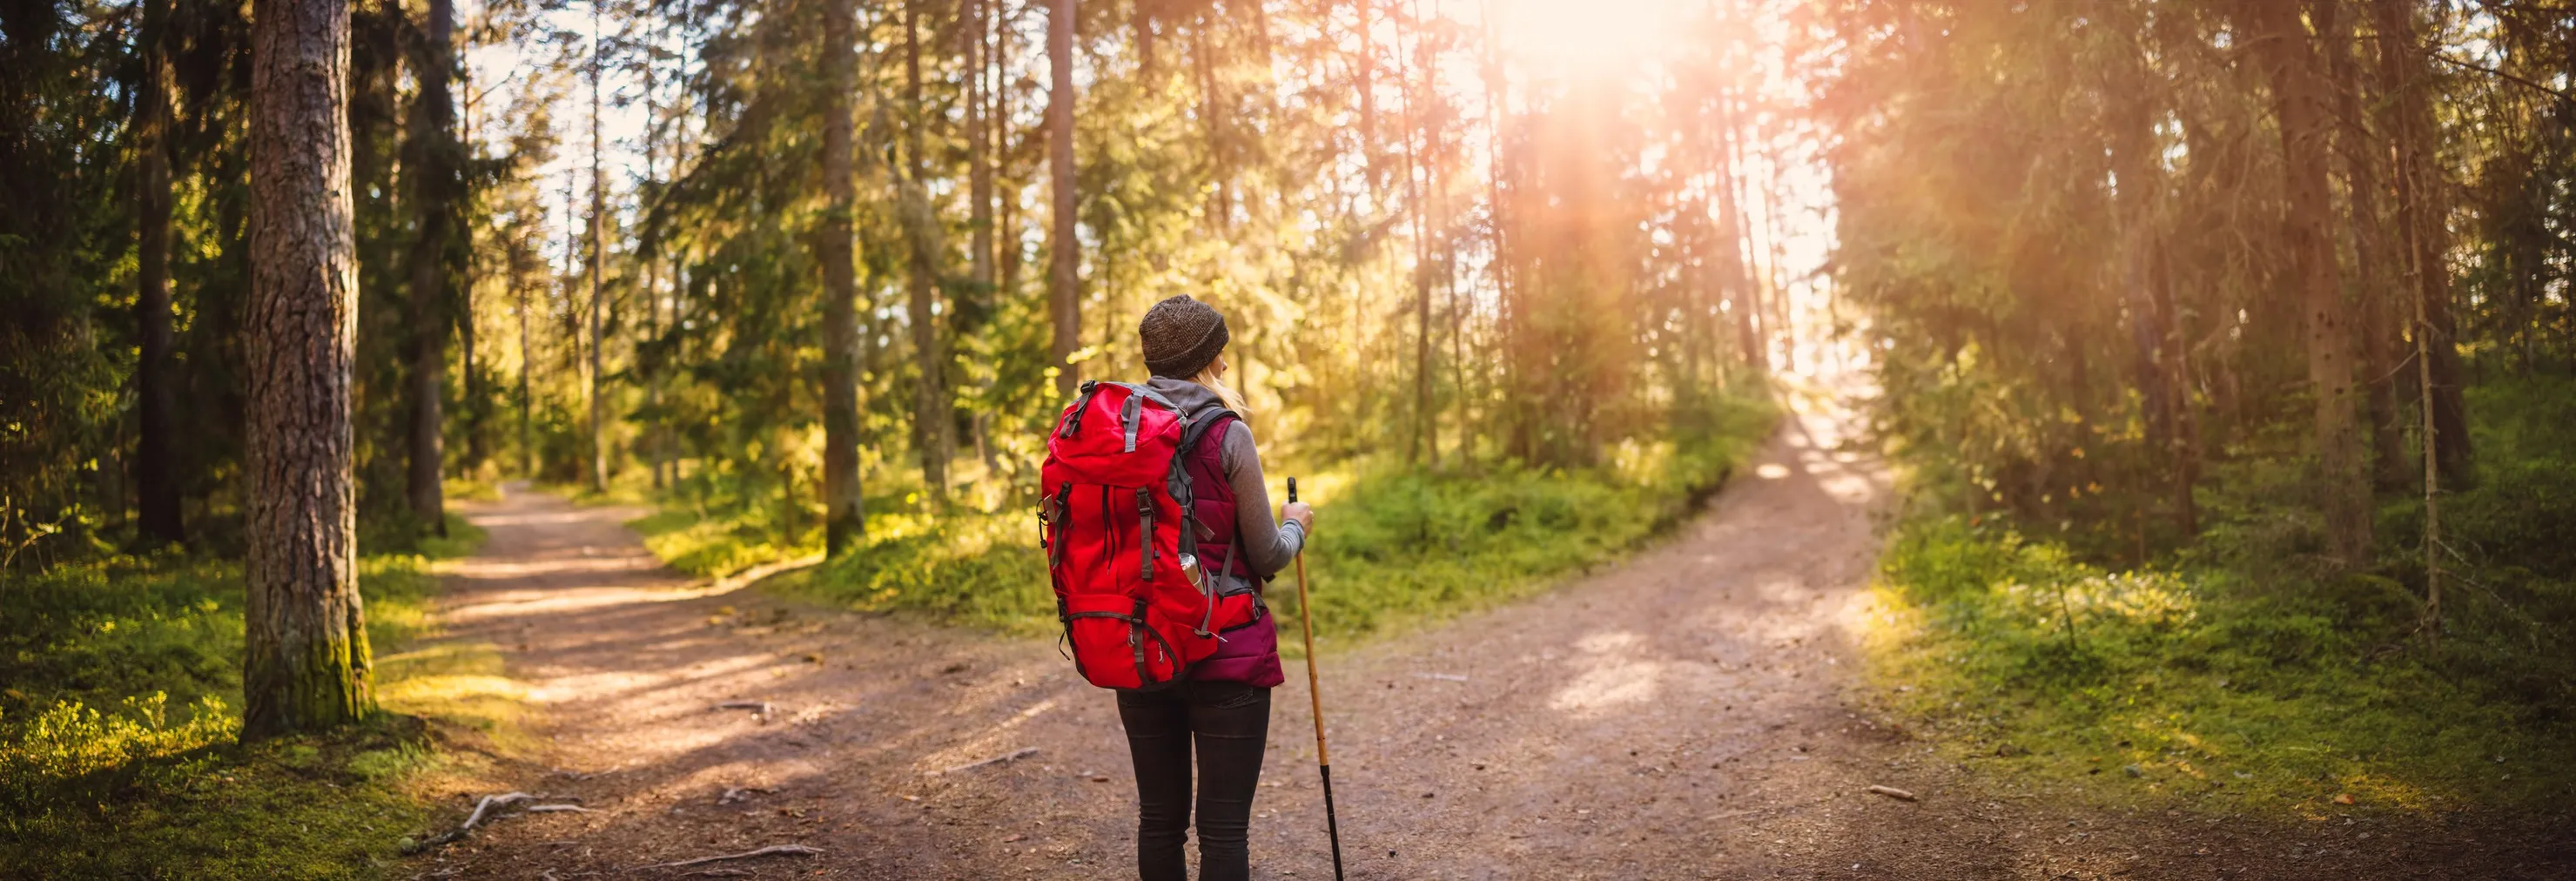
[0,516,506,878]
[1860,376,2576,817]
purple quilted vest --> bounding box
[1183,413,1286,688]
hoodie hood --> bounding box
[1144,375,1227,420]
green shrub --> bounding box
[1866,417,2576,816]
[692,390,1778,642]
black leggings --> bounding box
[1115,680,1272,881]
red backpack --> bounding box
[1039,381,1261,690]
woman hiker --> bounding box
[1118,294,1315,881]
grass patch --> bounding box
[0,515,491,878]
[1862,375,2576,816]
[643,390,1779,642]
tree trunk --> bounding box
[996,3,1021,301]
[135,0,184,546]
[905,0,950,501]
[406,0,457,536]
[1715,89,1764,370]
[968,0,995,290]
[244,0,372,737]
[642,49,664,491]
[587,1,609,493]
[1357,0,1378,197]
[2106,49,2193,535]
[1397,3,1430,464]
[821,0,865,555]
[2374,0,2471,484]
[2319,0,2410,490]
[2252,0,2371,567]
[1194,15,1229,230]
[1047,0,1080,396]
[515,231,535,478]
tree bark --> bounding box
[1396,3,1430,463]
[905,0,950,501]
[406,0,458,536]
[135,0,184,546]
[2319,0,2409,490]
[1357,0,1378,197]
[514,230,535,478]
[2252,0,2372,567]
[968,0,995,290]
[642,43,665,491]
[2106,42,2195,535]
[2374,0,2471,484]
[244,0,372,737]
[997,3,1022,301]
[1715,88,1764,370]
[1047,0,1080,396]
[587,0,609,493]
[821,0,865,555]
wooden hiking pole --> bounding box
[1287,477,1346,880]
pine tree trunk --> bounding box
[1715,89,1764,370]
[135,0,184,546]
[642,52,664,491]
[968,0,995,290]
[2374,0,2471,484]
[1356,0,1378,197]
[587,1,609,493]
[905,0,950,501]
[2106,48,2192,535]
[515,232,535,478]
[2253,0,2372,567]
[2321,0,2410,490]
[1396,4,1431,464]
[244,0,372,738]
[820,0,865,555]
[406,0,457,537]
[1047,0,1080,396]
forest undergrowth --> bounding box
[631,390,1779,645]
[1861,373,2576,817]
[0,518,507,879]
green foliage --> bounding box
[1300,393,1778,638]
[1863,380,2576,814]
[665,390,1775,640]
[0,518,482,878]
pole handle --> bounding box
[1288,476,1298,503]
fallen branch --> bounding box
[1866,784,1918,802]
[407,792,535,851]
[634,844,825,871]
[932,747,1039,776]
[714,700,774,723]
[527,804,593,813]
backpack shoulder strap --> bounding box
[1166,407,1237,551]
[1177,408,1238,458]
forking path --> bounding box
[412,379,2560,879]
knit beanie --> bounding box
[1138,295,1230,379]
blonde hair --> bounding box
[1189,365,1251,421]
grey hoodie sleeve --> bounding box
[1221,420,1304,581]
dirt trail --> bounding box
[412,397,2567,880]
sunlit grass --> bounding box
[639,391,1780,645]
[1860,514,2576,816]
[0,514,504,878]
